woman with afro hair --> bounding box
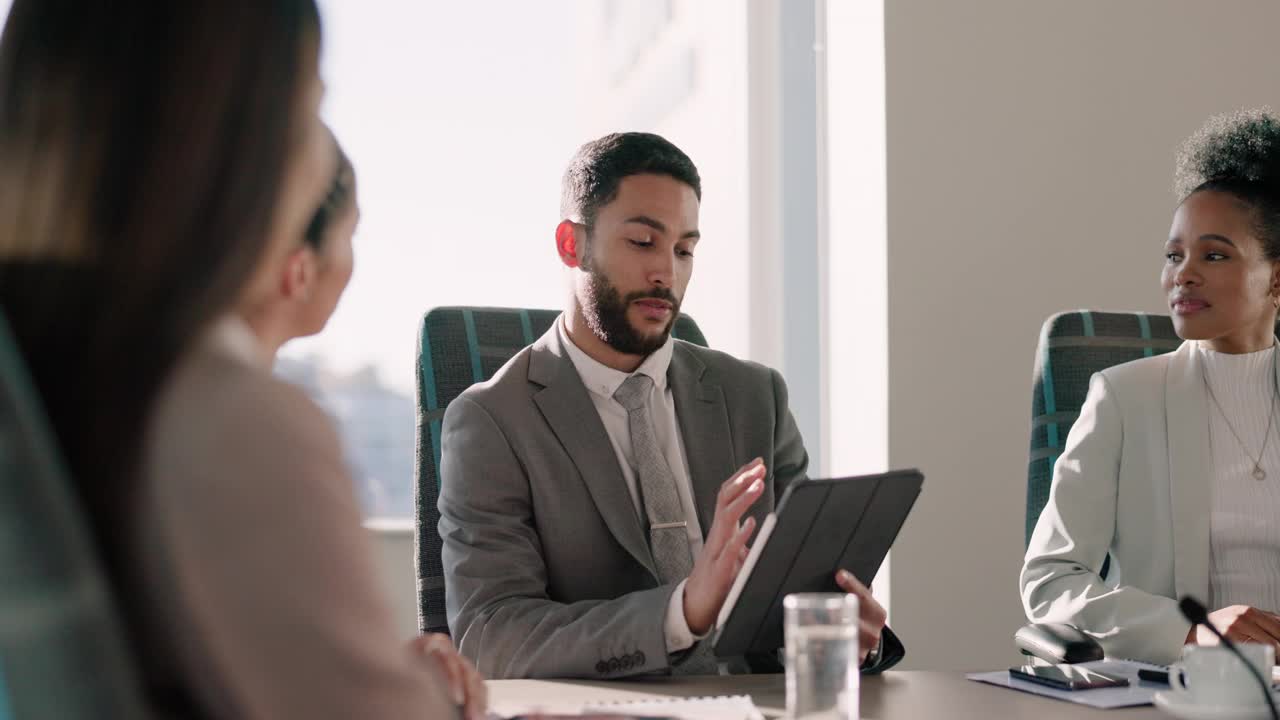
[1022,109,1280,666]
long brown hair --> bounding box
[0,1,321,583]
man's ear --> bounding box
[281,247,316,301]
[556,220,583,269]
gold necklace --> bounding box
[1201,348,1279,481]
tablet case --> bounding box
[711,469,924,657]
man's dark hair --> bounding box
[1176,108,1280,259]
[560,132,701,230]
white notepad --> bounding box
[581,694,765,720]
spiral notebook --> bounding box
[580,694,764,720]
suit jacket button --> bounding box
[608,658,621,673]
[635,651,646,666]
[596,661,608,674]
[621,655,634,670]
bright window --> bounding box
[293,0,751,518]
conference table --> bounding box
[488,671,1169,718]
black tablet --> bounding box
[711,469,924,657]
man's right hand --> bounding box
[1186,605,1280,657]
[682,458,767,635]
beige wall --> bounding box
[883,0,1280,670]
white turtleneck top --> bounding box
[1201,342,1280,613]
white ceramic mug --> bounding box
[1169,643,1275,708]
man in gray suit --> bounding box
[439,132,903,679]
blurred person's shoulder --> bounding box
[145,318,347,507]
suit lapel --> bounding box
[528,326,657,579]
[669,342,737,535]
[1165,340,1211,602]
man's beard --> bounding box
[580,267,681,357]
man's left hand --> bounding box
[835,569,886,664]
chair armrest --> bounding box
[1014,622,1104,664]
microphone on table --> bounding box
[1179,595,1278,720]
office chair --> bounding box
[1024,310,1185,546]
[413,306,708,635]
[0,310,146,717]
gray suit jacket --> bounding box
[439,323,901,679]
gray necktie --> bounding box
[613,373,694,584]
[614,374,718,674]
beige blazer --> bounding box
[1020,340,1271,665]
[131,319,454,718]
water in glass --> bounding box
[785,594,859,720]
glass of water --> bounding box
[785,593,859,720]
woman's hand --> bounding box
[410,633,487,720]
[1186,605,1280,657]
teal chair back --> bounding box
[0,311,146,717]
[414,306,708,634]
[1027,311,1186,548]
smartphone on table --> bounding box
[1008,663,1130,691]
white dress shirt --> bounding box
[557,318,706,653]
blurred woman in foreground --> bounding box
[0,2,482,716]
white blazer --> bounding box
[1020,340,1276,665]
